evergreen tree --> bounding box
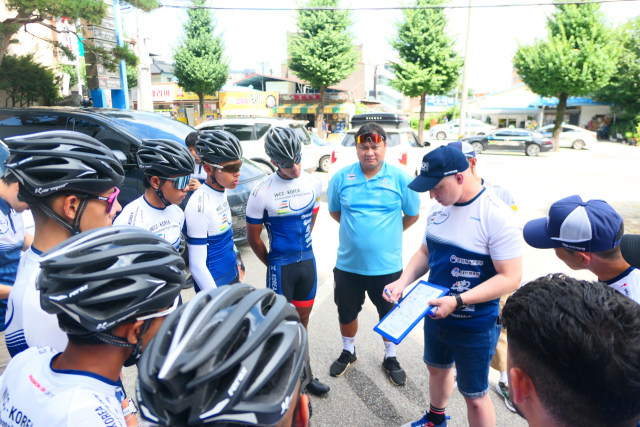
[288,0,357,138]
[172,0,228,121]
[390,0,462,145]
[0,54,61,106]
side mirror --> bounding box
[112,150,127,165]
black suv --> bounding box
[0,107,267,243]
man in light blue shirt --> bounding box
[327,123,420,386]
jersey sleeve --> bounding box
[500,186,518,211]
[245,179,268,225]
[184,191,209,245]
[312,175,322,213]
[327,173,341,212]
[112,206,130,226]
[401,175,421,217]
[486,203,523,261]
[173,206,185,230]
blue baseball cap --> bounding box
[408,146,469,193]
[448,141,476,159]
[523,195,623,252]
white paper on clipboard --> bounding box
[377,284,445,340]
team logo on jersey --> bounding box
[0,217,9,235]
[382,178,388,186]
[347,174,356,180]
[277,201,291,215]
[451,280,472,292]
[220,213,230,232]
[450,255,484,266]
[430,211,450,225]
[451,268,480,278]
[303,218,311,226]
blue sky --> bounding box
[122,0,640,93]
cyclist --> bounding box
[245,126,328,396]
[0,226,185,426]
[186,131,207,184]
[185,130,243,291]
[114,139,195,251]
[3,131,124,357]
[138,284,311,427]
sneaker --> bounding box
[400,415,449,427]
[496,382,516,413]
[329,348,357,377]
[306,377,330,395]
[382,356,407,386]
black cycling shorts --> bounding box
[333,267,402,325]
[267,258,317,308]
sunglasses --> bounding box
[83,187,120,214]
[209,160,243,174]
[274,153,302,169]
[356,133,385,144]
[163,175,191,190]
[136,296,180,321]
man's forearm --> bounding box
[247,237,269,267]
[398,246,431,289]
[460,258,522,305]
[329,210,341,224]
[402,214,419,231]
[0,284,11,299]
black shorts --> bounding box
[333,267,402,325]
[267,258,317,308]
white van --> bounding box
[195,118,317,173]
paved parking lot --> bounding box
[127,141,640,426]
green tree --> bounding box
[513,2,618,151]
[288,0,357,138]
[172,0,228,120]
[390,0,463,145]
[0,0,155,69]
[0,54,60,106]
[593,16,640,138]
[126,65,138,89]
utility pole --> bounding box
[458,0,473,138]
[136,8,153,111]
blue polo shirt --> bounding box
[0,198,26,332]
[328,161,420,275]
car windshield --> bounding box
[289,124,311,145]
[0,142,7,176]
[96,110,194,144]
[238,158,267,180]
[342,133,401,147]
[311,134,326,146]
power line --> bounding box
[158,0,639,10]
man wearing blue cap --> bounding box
[524,196,639,304]
[384,146,523,427]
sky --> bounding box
[122,0,640,94]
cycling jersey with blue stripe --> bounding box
[113,195,184,251]
[184,183,237,285]
[0,198,25,332]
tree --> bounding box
[513,2,618,151]
[0,0,154,69]
[172,0,228,121]
[288,0,357,138]
[592,16,640,137]
[0,54,60,106]
[390,0,462,145]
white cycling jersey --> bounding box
[605,266,640,304]
[0,200,26,332]
[113,195,184,251]
[481,179,518,212]
[0,347,126,427]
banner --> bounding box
[219,91,278,110]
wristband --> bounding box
[122,398,138,416]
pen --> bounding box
[384,289,401,309]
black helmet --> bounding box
[4,131,124,198]
[196,130,243,164]
[137,139,195,177]
[264,127,301,162]
[137,284,310,427]
[38,226,186,334]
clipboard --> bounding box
[374,280,450,345]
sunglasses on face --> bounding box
[274,153,302,169]
[84,187,120,214]
[209,160,243,174]
[136,296,180,321]
[356,133,385,144]
[163,175,191,190]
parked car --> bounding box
[311,133,339,173]
[0,107,268,244]
[195,117,317,174]
[539,124,597,149]
[328,127,429,181]
[462,128,553,156]
[429,119,496,140]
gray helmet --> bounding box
[137,139,195,177]
[137,284,310,427]
[264,127,302,163]
[196,130,243,164]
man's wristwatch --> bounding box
[455,294,468,311]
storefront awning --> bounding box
[273,103,352,114]
[221,108,274,117]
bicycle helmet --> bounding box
[137,284,310,426]
[137,139,195,178]
[264,127,301,163]
[196,130,243,165]
[38,226,186,364]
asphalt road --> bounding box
[125,140,640,427]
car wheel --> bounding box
[525,144,540,156]
[572,139,585,150]
[471,142,484,154]
[436,131,446,140]
[319,155,330,173]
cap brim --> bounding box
[408,175,443,193]
[523,217,563,249]
[621,234,640,268]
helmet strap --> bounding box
[153,179,172,207]
[36,197,89,236]
[95,319,153,367]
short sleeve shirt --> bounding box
[328,162,421,276]
[605,266,640,304]
[0,198,26,331]
[424,188,523,331]
[482,179,518,212]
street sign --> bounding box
[86,64,120,78]
[87,77,122,90]
[82,26,116,42]
[83,39,116,64]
